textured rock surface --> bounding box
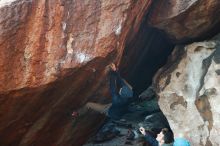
[154,34,220,145]
[149,0,220,42]
[0,0,153,145]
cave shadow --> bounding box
[117,19,176,142]
[119,24,174,95]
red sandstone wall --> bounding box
[0,0,153,145]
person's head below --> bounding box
[156,128,191,146]
[156,128,174,146]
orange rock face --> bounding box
[149,0,220,42]
[0,0,153,145]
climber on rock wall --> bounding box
[72,63,137,121]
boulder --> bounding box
[154,34,220,145]
[149,0,220,42]
[0,0,153,145]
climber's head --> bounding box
[156,128,174,145]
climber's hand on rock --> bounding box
[110,63,117,71]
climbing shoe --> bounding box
[71,111,79,118]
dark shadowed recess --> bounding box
[120,20,174,95]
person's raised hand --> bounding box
[139,127,146,136]
[110,63,117,71]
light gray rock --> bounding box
[155,34,220,145]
